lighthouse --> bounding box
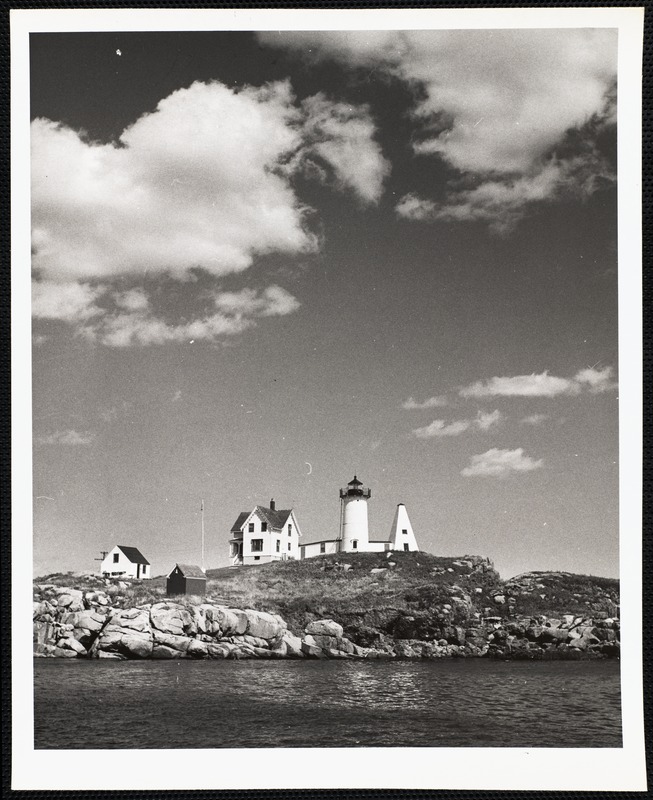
[338,475,371,552]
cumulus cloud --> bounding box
[260,29,616,229]
[401,394,447,410]
[32,79,387,284]
[114,288,149,312]
[476,409,503,431]
[76,284,300,348]
[460,367,617,399]
[31,78,388,345]
[412,409,502,439]
[299,93,390,204]
[574,365,618,394]
[461,447,543,477]
[35,429,95,446]
[32,281,105,322]
[413,419,471,439]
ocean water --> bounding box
[34,658,621,749]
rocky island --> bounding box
[33,552,619,661]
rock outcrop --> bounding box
[33,585,619,661]
[32,558,620,661]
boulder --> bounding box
[305,619,344,638]
[56,593,84,612]
[57,636,87,655]
[242,635,270,649]
[245,609,284,640]
[53,647,79,658]
[539,628,570,643]
[152,644,186,659]
[187,640,209,658]
[112,608,151,633]
[271,640,288,657]
[98,616,153,659]
[152,630,192,652]
[150,603,196,636]
[281,633,304,658]
[207,643,231,658]
[33,621,56,650]
[71,610,106,633]
[301,641,327,658]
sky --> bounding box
[29,28,620,580]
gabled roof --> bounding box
[117,546,150,565]
[230,511,251,533]
[257,505,292,530]
[230,505,293,532]
[169,563,206,579]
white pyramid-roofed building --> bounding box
[389,503,420,552]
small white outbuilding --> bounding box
[388,504,420,552]
[100,545,150,579]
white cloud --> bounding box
[574,366,618,394]
[398,153,614,233]
[32,78,387,346]
[476,409,503,431]
[395,193,437,222]
[412,409,501,439]
[461,372,577,399]
[78,284,299,348]
[460,368,617,399]
[521,413,550,426]
[299,94,390,204]
[413,419,471,439]
[260,30,616,229]
[32,281,104,322]
[35,429,95,446]
[461,447,543,477]
[32,79,386,284]
[401,394,448,410]
[114,288,149,312]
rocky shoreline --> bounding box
[33,582,620,661]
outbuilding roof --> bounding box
[170,563,206,578]
[117,546,150,565]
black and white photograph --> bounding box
[11,6,645,793]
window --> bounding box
[320,542,326,554]
[276,540,280,552]
[113,553,119,563]
[288,524,292,536]
[288,542,291,551]
[262,522,268,532]
[251,539,263,552]
[142,565,147,574]
[402,529,408,535]
[248,522,255,532]
[403,543,409,552]
[254,556,260,561]
[352,540,358,549]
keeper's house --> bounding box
[229,499,301,566]
[100,545,150,579]
[166,563,207,596]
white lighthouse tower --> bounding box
[338,475,371,553]
[389,503,420,552]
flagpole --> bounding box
[201,499,205,572]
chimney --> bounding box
[270,498,276,511]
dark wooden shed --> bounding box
[166,563,207,596]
